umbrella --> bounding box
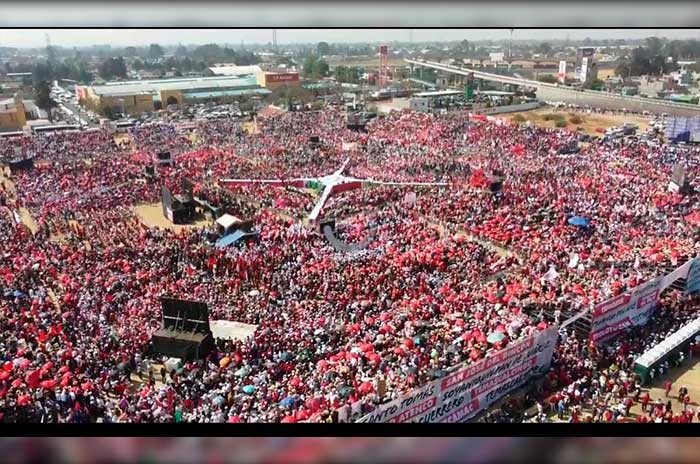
[487,332,506,344]
[279,396,297,409]
[338,386,355,398]
[241,385,256,395]
[234,366,251,377]
[279,351,293,362]
[298,349,312,362]
[568,216,590,228]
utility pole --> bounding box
[509,28,514,70]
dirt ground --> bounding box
[548,355,700,423]
[243,121,259,135]
[131,203,210,232]
[499,107,651,137]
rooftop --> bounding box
[91,75,261,97]
[208,65,263,76]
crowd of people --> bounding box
[1,103,699,423]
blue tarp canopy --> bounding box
[487,332,506,344]
[568,216,590,228]
[215,229,259,248]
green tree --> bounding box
[149,43,164,60]
[583,78,604,90]
[99,56,128,80]
[175,44,188,57]
[317,42,331,56]
[537,42,552,56]
[34,80,57,121]
[32,62,53,85]
[192,44,224,63]
[537,74,558,83]
[312,58,329,79]
[644,37,663,57]
[303,55,317,77]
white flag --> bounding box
[542,266,559,283]
[568,253,580,269]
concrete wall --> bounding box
[475,101,542,115]
[536,86,700,117]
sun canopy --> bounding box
[568,216,590,228]
[215,229,259,248]
[215,214,243,230]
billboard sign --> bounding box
[579,57,589,81]
[590,276,664,344]
[356,328,557,423]
[489,52,505,63]
[558,61,567,84]
[265,73,300,84]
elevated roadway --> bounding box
[406,59,700,117]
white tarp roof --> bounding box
[208,65,262,76]
[636,316,700,368]
[215,214,242,230]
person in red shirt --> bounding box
[664,380,673,397]
[640,392,651,413]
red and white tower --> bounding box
[378,44,389,89]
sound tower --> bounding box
[150,298,214,361]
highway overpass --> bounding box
[406,59,700,117]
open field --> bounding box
[548,357,700,423]
[499,107,650,137]
[131,202,210,232]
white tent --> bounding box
[216,214,242,231]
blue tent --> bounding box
[568,216,590,228]
[215,229,259,248]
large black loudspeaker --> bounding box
[150,297,214,361]
[155,151,173,166]
[489,179,504,193]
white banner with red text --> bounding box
[355,327,558,423]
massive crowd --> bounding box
[0,104,699,423]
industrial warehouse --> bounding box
[76,69,300,115]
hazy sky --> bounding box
[1,28,700,48]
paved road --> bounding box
[54,84,99,128]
